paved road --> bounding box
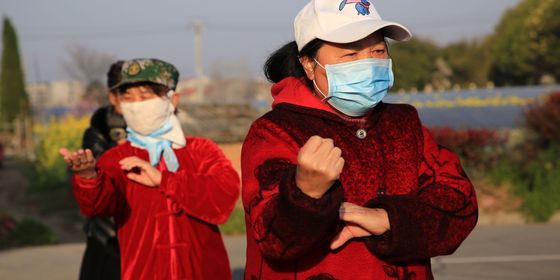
[432,224,560,280]
[1,224,559,279]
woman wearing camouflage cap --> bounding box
[241,0,477,279]
[60,58,240,280]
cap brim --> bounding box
[110,79,144,91]
[318,19,412,44]
[110,78,169,91]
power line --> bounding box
[20,27,185,42]
[18,22,289,42]
[16,16,500,43]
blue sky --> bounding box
[0,0,521,83]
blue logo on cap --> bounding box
[339,0,371,16]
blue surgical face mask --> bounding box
[313,58,394,117]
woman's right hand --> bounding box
[296,135,345,199]
[59,148,97,179]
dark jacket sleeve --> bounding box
[82,107,113,159]
[364,126,478,263]
[82,127,110,159]
[242,118,344,262]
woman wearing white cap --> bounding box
[241,0,477,279]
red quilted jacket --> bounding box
[241,77,478,279]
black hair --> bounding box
[116,82,170,97]
[107,60,125,89]
[263,39,324,88]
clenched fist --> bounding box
[296,135,345,199]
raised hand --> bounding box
[59,148,97,179]
[119,156,162,187]
[330,202,390,250]
[296,135,345,199]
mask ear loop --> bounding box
[312,58,329,102]
[166,90,175,99]
[166,90,177,112]
[312,80,329,101]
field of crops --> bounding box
[385,85,560,128]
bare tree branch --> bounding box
[62,44,117,84]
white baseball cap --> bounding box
[294,0,412,51]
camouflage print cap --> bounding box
[111,58,179,90]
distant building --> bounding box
[175,77,272,106]
[27,80,85,118]
[26,77,274,119]
[175,77,211,103]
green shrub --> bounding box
[486,156,521,186]
[523,91,560,147]
[512,145,560,222]
[428,126,508,176]
[219,206,245,235]
[488,144,560,222]
[32,115,89,192]
[0,213,17,248]
[503,91,560,221]
[1,218,57,248]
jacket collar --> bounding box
[271,77,338,114]
[270,76,385,126]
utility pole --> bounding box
[191,20,204,102]
[33,55,46,123]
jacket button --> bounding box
[356,129,367,139]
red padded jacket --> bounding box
[242,77,477,280]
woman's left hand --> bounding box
[119,156,162,187]
[330,202,391,250]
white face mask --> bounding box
[120,94,173,136]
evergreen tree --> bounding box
[489,0,560,86]
[0,17,28,123]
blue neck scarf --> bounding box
[126,120,180,172]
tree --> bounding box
[389,38,439,92]
[62,44,116,85]
[0,17,29,123]
[62,44,116,107]
[489,0,560,86]
[441,40,492,87]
